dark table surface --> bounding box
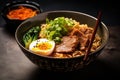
[0,0,120,80]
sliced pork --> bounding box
[55,36,79,53]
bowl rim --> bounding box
[15,10,109,60]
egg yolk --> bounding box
[32,41,52,51]
[29,38,55,56]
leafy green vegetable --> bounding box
[40,17,75,43]
[23,26,40,48]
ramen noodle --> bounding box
[23,17,101,58]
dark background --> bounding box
[0,0,120,26]
[0,0,120,80]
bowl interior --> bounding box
[15,10,109,59]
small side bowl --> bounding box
[1,0,42,31]
[15,10,109,72]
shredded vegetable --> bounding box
[7,6,37,20]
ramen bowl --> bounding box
[1,0,42,31]
[15,10,109,72]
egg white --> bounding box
[29,38,55,56]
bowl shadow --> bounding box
[3,24,17,37]
[28,59,118,80]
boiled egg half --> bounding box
[29,38,55,56]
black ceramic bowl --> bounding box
[1,1,42,31]
[15,10,109,72]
